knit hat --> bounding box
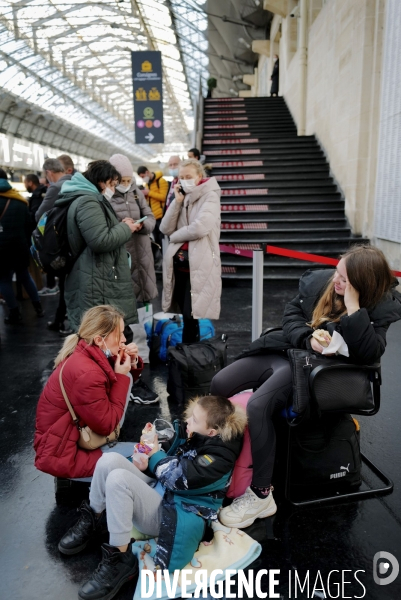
[109,154,133,178]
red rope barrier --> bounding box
[265,245,339,266]
[219,243,401,277]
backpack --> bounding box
[290,414,362,491]
[227,392,253,499]
[151,316,215,362]
[226,397,361,499]
[167,334,228,405]
[30,200,76,272]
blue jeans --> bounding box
[0,268,40,309]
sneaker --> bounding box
[58,500,107,555]
[59,326,73,337]
[218,486,277,529]
[47,320,63,332]
[4,307,22,324]
[38,285,59,296]
[130,378,159,404]
[78,542,138,600]
[32,301,44,317]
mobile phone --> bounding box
[178,186,186,195]
[135,216,148,224]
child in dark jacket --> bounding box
[59,395,247,600]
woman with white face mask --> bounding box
[160,159,222,343]
[108,154,158,304]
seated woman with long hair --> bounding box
[34,305,143,479]
[211,245,401,528]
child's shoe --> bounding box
[78,542,138,600]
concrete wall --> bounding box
[305,0,384,237]
[253,0,401,272]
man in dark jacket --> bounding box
[24,174,47,231]
[0,169,44,323]
[35,158,71,222]
[36,157,74,332]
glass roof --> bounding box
[0,0,208,164]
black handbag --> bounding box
[287,349,374,416]
[167,335,228,405]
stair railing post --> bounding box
[252,249,264,341]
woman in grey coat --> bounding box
[109,154,158,303]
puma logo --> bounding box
[340,463,350,473]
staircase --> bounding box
[203,96,368,279]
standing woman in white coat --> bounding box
[160,159,221,343]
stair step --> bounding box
[209,159,328,168]
[220,228,351,240]
[221,207,345,218]
[204,112,294,118]
[219,236,370,248]
[205,144,320,153]
[203,135,299,145]
[205,150,324,158]
[221,254,339,266]
[204,137,318,147]
[213,166,329,176]
[220,186,337,197]
[221,266,332,280]
[216,172,331,182]
[221,216,347,225]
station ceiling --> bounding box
[0,0,271,167]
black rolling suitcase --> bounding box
[167,334,228,404]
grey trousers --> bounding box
[89,452,163,547]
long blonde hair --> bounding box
[310,245,393,328]
[54,305,125,367]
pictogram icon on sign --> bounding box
[145,133,154,141]
[143,107,154,119]
[141,61,152,72]
[148,87,161,101]
[135,88,147,101]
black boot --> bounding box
[58,500,107,555]
[32,301,44,317]
[78,542,138,600]
[4,307,22,324]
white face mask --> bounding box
[169,168,179,178]
[180,179,196,193]
[142,176,150,184]
[116,184,130,194]
[103,187,114,201]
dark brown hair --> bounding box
[83,160,121,192]
[311,245,394,328]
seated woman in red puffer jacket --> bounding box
[34,305,143,479]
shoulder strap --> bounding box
[59,362,80,428]
[0,199,11,222]
[133,194,142,215]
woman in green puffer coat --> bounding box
[55,161,138,339]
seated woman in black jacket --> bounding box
[211,245,401,528]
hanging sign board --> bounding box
[131,51,164,144]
